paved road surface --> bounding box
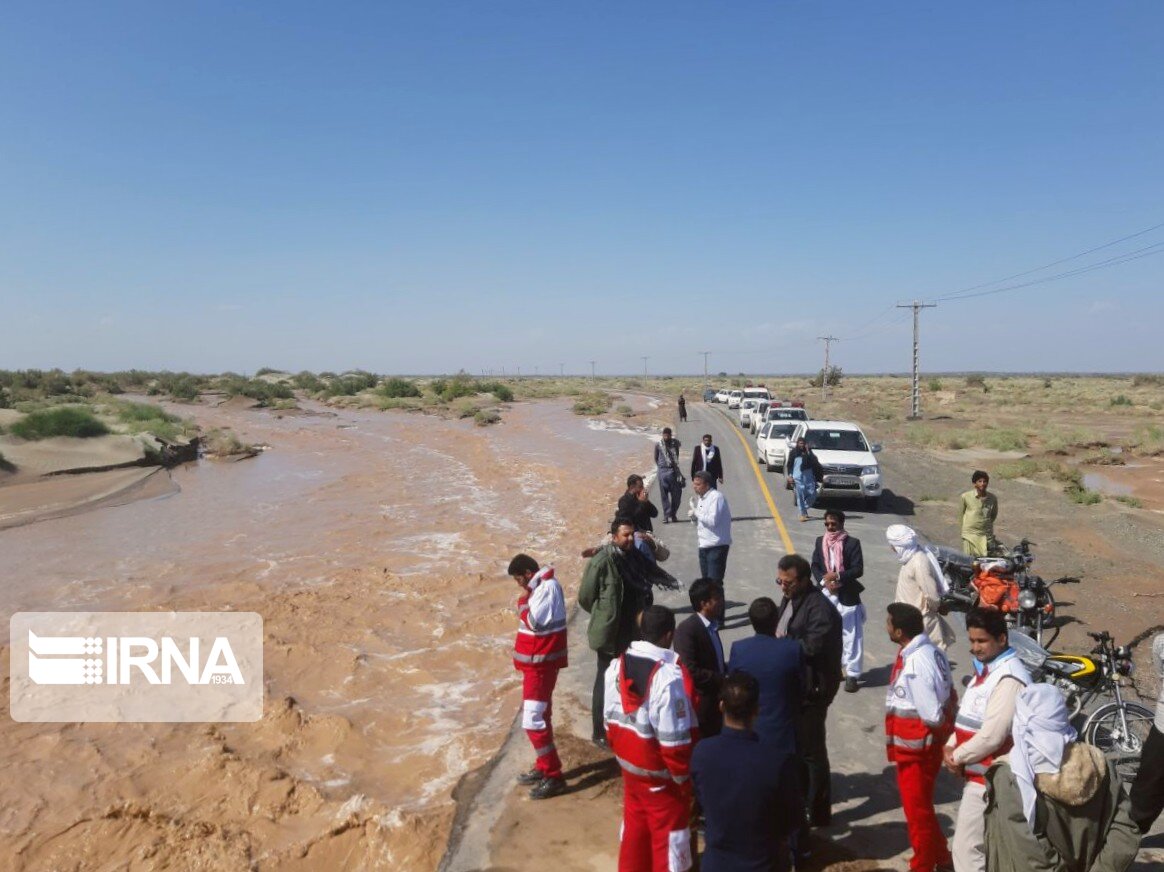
[443,399,1163,870]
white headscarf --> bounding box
[885,524,949,595]
[1011,683,1077,830]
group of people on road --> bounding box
[498,415,1156,871]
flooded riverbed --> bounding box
[0,398,657,869]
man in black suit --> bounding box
[691,671,801,872]
[774,553,842,833]
[690,433,724,488]
[810,509,866,693]
[727,597,804,753]
[673,577,726,738]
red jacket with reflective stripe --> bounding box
[513,567,568,672]
[884,643,956,762]
[604,642,696,788]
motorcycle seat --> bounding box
[935,546,975,569]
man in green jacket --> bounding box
[578,517,656,748]
[983,684,1139,872]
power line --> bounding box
[938,240,1164,304]
[934,220,1164,303]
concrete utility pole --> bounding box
[817,336,838,403]
[641,356,649,377]
[897,301,937,419]
[559,363,564,377]
[589,360,596,379]
[699,351,710,396]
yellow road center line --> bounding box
[718,409,795,554]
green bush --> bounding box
[10,407,110,440]
[572,391,612,415]
[1066,484,1102,505]
[478,381,514,402]
[323,371,379,397]
[221,376,294,405]
[1110,394,1132,407]
[379,377,422,399]
[965,375,987,390]
[474,409,501,426]
[927,379,943,392]
[292,371,325,392]
[1114,495,1143,508]
[1132,374,1162,387]
[809,366,843,388]
[430,372,478,402]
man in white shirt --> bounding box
[690,470,731,582]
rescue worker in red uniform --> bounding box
[943,607,1031,872]
[508,553,568,800]
[605,605,697,872]
[885,603,957,872]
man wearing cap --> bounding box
[654,427,684,523]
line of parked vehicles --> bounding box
[705,386,884,510]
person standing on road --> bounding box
[617,473,661,563]
[728,597,804,753]
[774,554,843,834]
[785,436,824,522]
[507,554,569,800]
[811,509,866,693]
[674,578,727,739]
[888,524,956,652]
[691,671,802,872]
[958,471,999,558]
[578,518,655,748]
[655,427,685,523]
[678,393,687,422]
[691,433,724,488]
[1130,632,1164,833]
[943,607,1031,872]
[885,603,957,872]
[689,470,732,582]
[982,683,1140,872]
[604,605,695,872]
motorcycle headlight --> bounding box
[861,466,879,476]
[1018,590,1037,610]
[1116,660,1134,676]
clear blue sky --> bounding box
[2,2,1161,375]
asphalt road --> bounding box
[444,399,1163,871]
[656,400,951,867]
[650,401,1161,869]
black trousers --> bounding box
[1131,723,1164,833]
[591,651,614,741]
[794,700,833,826]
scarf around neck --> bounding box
[823,530,847,575]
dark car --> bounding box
[703,389,717,402]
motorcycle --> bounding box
[937,539,1072,647]
[1012,629,1153,781]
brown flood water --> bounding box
[0,399,658,870]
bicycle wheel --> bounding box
[1082,702,1154,781]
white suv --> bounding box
[790,420,883,510]
[738,398,761,427]
[756,420,799,472]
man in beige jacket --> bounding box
[887,525,955,652]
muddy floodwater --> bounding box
[0,399,656,869]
